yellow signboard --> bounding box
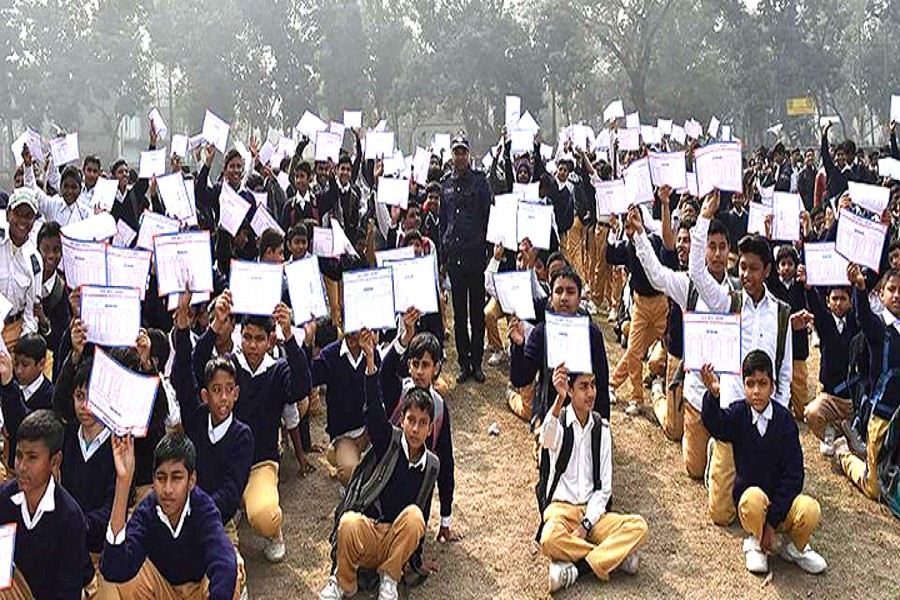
[786,97,816,116]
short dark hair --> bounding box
[147,328,169,373]
[546,251,568,268]
[74,359,92,389]
[827,286,851,299]
[425,182,441,197]
[402,230,422,246]
[204,356,237,388]
[677,217,695,234]
[775,245,799,265]
[37,220,62,246]
[338,154,352,167]
[292,161,312,178]
[742,350,773,382]
[286,223,309,243]
[154,433,196,475]
[259,228,284,257]
[15,333,46,363]
[708,218,729,242]
[407,332,442,363]
[737,234,773,267]
[83,155,101,170]
[877,268,900,290]
[888,239,900,255]
[60,165,82,186]
[223,149,244,171]
[550,266,583,295]
[17,409,64,456]
[241,314,275,334]
[110,159,127,175]
[399,387,435,422]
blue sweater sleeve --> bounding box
[284,335,311,403]
[101,504,151,582]
[364,372,392,457]
[767,417,804,528]
[591,325,611,419]
[700,390,738,443]
[198,494,239,600]
[192,328,218,389]
[510,323,543,388]
[174,328,202,437]
[854,287,884,348]
[307,342,331,387]
[56,505,90,599]
[0,381,29,441]
[210,426,253,524]
[380,344,404,415]
[436,403,454,519]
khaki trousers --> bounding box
[738,487,820,550]
[1,319,23,355]
[325,277,342,331]
[0,569,34,599]
[96,558,243,600]
[507,382,535,422]
[804,393,852,440]
[609,294,669,403]
[790,360,810,419]
[682,403,710,479]
[564,218,586,279]
[484,297,505,351]
[841,416,890,499]
[336,506,426,594]
[708,441,737,525]
[539,502,648,580]
[325,432,370,486]
[651,352,684,442]
[242,460,282,539]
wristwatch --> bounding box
[581,517,593,532]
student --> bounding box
[319,329,438,600]
[286,222,310,262]
[280,162,317,231]
[770,245,812,419]
[0,408,92,598]
[700,351,826,575]
[99,434,242,599]
[21,148,92,226]
[12,333,53,411]
[538,365,647,593]
[192,291,311,563]
[35,221,70,361]
[381,310,456,543]
[836,265,900,499]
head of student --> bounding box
[399,387,434,454]
[451,133,470,173]
[293,161,312,194]
[286,223,309,259]
[37,221,63,276]
[737,234,772,300]
[111,159,129,192]
[153,434,197,521]
[675,218,694,266]
[550,266,582,315]
[222,149,244,188]
[314,160,329,186]
[516,158,532,184]
[402,230,425,256]
[58,166,82,206]
[826,286,851,318]
[82,155,101,189]
[15,409,64,497]
[742,350,774,413]
[704,218,729,279]
[517,237,537,271]
[534,250,549,283]
[6,187,38,246]
[776,245,799,281]
[878,268,900,318]
[15,334,46,387]
[546,252,568,284]
[202,356,239,426]
[259,228,284,264]
[567,371,596,421]
[336,153,353,186]
[887,239,900,271]
[833,142,848,170]
[240,315,275,369]
[401,204,421,234]
[680,199,699,222]
[72,360,99,430]
[407,332,442,390]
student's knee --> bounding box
[396,505,426,538]
[539,517,568,554]
[338,511,367,545]
[804,397,826,438]
[793,496,821,531]
[246,496,282,539]
[623,514,649,543]
[738,487,768,516]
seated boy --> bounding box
[0,407,92,598]
[319,329,439,600]
[99,433,242,599]
[700,351,826,575]
[538,365,647,593]
[13,333,54,411]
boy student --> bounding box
[0,409,92,598]
[689,191,792,526]
[537,365,648,593]
[796,265,859,456]
[99,434,242,599]
[12,333,53,411]
[319,329,438,600]
[380,309,456,543]
[630,200,735,472]
[286,222,311,261]
[700,352,826,575]
[836,265,900,500]
[21,146,93,227]
[193,290,311,563]
[36,221,70,361]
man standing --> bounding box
[440,133,491,383]
[0,188,42,352]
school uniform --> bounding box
[0,477,93,599]
[60,425,115,555]
[192,327,310,540]
[40,270,71,358]
[537,405,647,580]
[769,274,811,418]
[701,392,821,554]
[100,487,240,600]
[20,374,53,411]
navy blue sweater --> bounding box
[22,377,54,412]
[0,479,92,599]
[701,392,804,527]
[101,487,237,600]
[805,288,859,397]
[61,426,115,554]
[380,344,454,520]
[1,379,53,470]
[174,327,254,523]
[855,288,900,419]
[307,340,380,439]
[193,328,310,464]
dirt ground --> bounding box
[240,320,900,599]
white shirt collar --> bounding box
[79,426,112,462]
[564,405,594,432]
[208,413,233,444]
[156,493,191,539]
[235,350,276,377]
[742,288,774,310]
[400,434,427,471]
[340,340,365,370]
[751,402,774,437]
[880,309,900,334]
[41,272,58,298]
[21,374,45,403]
[338,181,351,194]
[832,313,847,334]
[11,477,56,530]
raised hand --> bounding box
[0,353,13,386]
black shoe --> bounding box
[472,367,486,383]
[456,367,472,384]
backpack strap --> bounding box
[431,395,445,448]
[415,451,440,509]
[774,299,791,386]
[873,332,899,413]
[590,412,603,490]
[546,420,575,507]
[686,281,699,312]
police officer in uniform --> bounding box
[0,188,42,352]
[439,132,491,383]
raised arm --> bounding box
[689,195,730,312]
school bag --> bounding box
[877,405,900,519]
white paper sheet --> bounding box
[432,134,451,157]
[671,124,687,145]
[377,177,409,208]
[603,100,625,123]
[648,151,687,190]
[708,116,721,138]
[166,291,211,311]
[375,246,416,267]
[385,256,439,314]
[250,204,283,238]
[510,130,533,154]
[171,134,188,159]
[112,220,137,248]
[412,147,432,186]
[624,157,654,205]
[618,128,640,152]
[804,242,850,287]
[80,286,141,347]
[878,157,900,181]
[891,95,900,123]
[771,192,802,241]
[657,119,673,136]
[848,181,890,216]
[105,247,152,300]
[595,179,628,216]
[486,194,520,251]
[312,226,337,257]
[87,347,160,437]
[153,231,214,296]
[516,201,553,250]
[136,212,180,251]
[683,312,741,374]
[229,260,283,316]
[201,110,230,154]
[494,271,536,321]
[365,132,395,160]
[505,95,521,128]
[835,209,888,272]
[343,110,362,129]
[625,112,640,129]
[0,523,15,590]
[694,142,743,196]
[747,201,772,235]
[513,182,540,203]
[284,256,329,324]
[343,268,396,332]
[684,119,703,140]
[545,313,592,374]
[314,131,343,163]
[91,178,119,212]
[61,237,107,288]
[48,133,79,165]
[155,173,195,223]
[61,212,117,242]
[11,128,42,167]
[148,107,168,140]
[516,111,540,135]
[218,185,251,236]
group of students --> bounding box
[0,103,896,599]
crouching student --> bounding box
[0,409,93,598]
[700,352,826,575]
[319,329,439,600]
[99,434,242,599]
[537,365,647,594]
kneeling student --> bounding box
[700,351,826,575]
[99,434,242,599]
[320,329,439,600]
[538,365,648,593]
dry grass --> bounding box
[241,321,900,599]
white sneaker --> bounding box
[318,577,346,600]
[703,438,716,490]
[618,552,640,575]
[239,585,249,600]
[625,401,641,417]
[487,349,507,367]
[377,574,399,600]
[780,539,827,574]
[833,436,850,459]
[743,536,769,574]
[606,309,618,323]
[820,425,836,457]
[548,561,578,593]
[264,532,286,563]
